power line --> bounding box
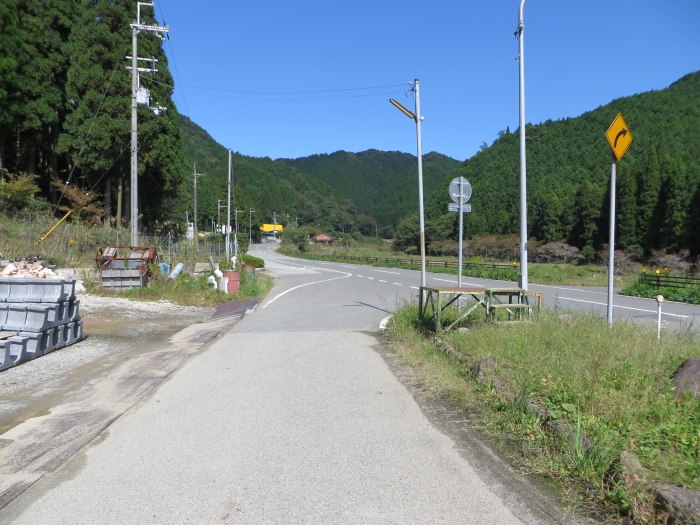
[156,1,191,118]
[182,82,407,95]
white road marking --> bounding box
[409,286,419,290]
[378,280,387,283]
[392,282,403,286]
[374,270,400,275]
[558,297,689,318]
[262,269,352,308]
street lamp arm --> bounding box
[389,98,416,121]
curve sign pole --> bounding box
[605,113,632,326]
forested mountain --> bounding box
[0,0,183,226]
[416,71,700,256]
[282,150,460,228]
[168,116,357,235]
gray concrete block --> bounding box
[17,332,45,358]
[25,280,46,302]
[62,280,76,301]
[46,302,66,326]
[40,279,68,303]
[0,341,14,371]
[42,327,57,354]
[3,304,28,331]
[0,279,11,302]
[7,336,31,365]
[24,304,58,332]
[65,322,77,346]
[74,320,84,342]
[8,278,30,302]
[67,299,80,323]
[0,305,8,327]
[53,324,68,350]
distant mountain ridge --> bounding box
[282,150,460,227]
[175,117,460,232]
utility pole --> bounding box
[226,149,232,260]
[249,208,255,244]
[234,208,242,233]
[193,163,205,244]
[272,211,278,224]
[128,1,168,246]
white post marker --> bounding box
[656,295,664,340]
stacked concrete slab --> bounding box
[0,278,83,371]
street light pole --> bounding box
[226,149,232,260]
[389,80,427,303]
[192,164,204,246]
[517,0,528,291]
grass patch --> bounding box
[385,306,699,521]
[85,269,273,307]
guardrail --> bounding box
[640,274,700,289]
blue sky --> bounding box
[155,1,699,161]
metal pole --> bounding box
[607,157,617,326]
[458,179,464,289]
[657,300,662,340]
[226,149,231,260]
[130,26,138,246]
[193,164,198,242]
[414,79,427,295]
[249,208,254,244]
[518,0,528,291]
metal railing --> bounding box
[640,274,700,289]
[310,254,516,272]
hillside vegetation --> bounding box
[416,72,700,258]
[282,150,460,228]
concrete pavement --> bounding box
[1,246,575,524]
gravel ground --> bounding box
[0,293,212,434]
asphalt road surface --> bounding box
[7,244,685,523]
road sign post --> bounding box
[605,113,633,326]
[448,177,471,291]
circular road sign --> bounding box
[449,177,472,203]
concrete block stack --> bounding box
[0,278,83,371]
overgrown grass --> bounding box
[386,306,699,521]
[623,275,700,304]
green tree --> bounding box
[636,144,662,252]
[659,160,690,251]
[570,180,603,250]
[616,170,638,249]
[13,1,77,186]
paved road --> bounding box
[264,247,700,334]
[0,245,579,524]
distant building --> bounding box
[314,233,333,245]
